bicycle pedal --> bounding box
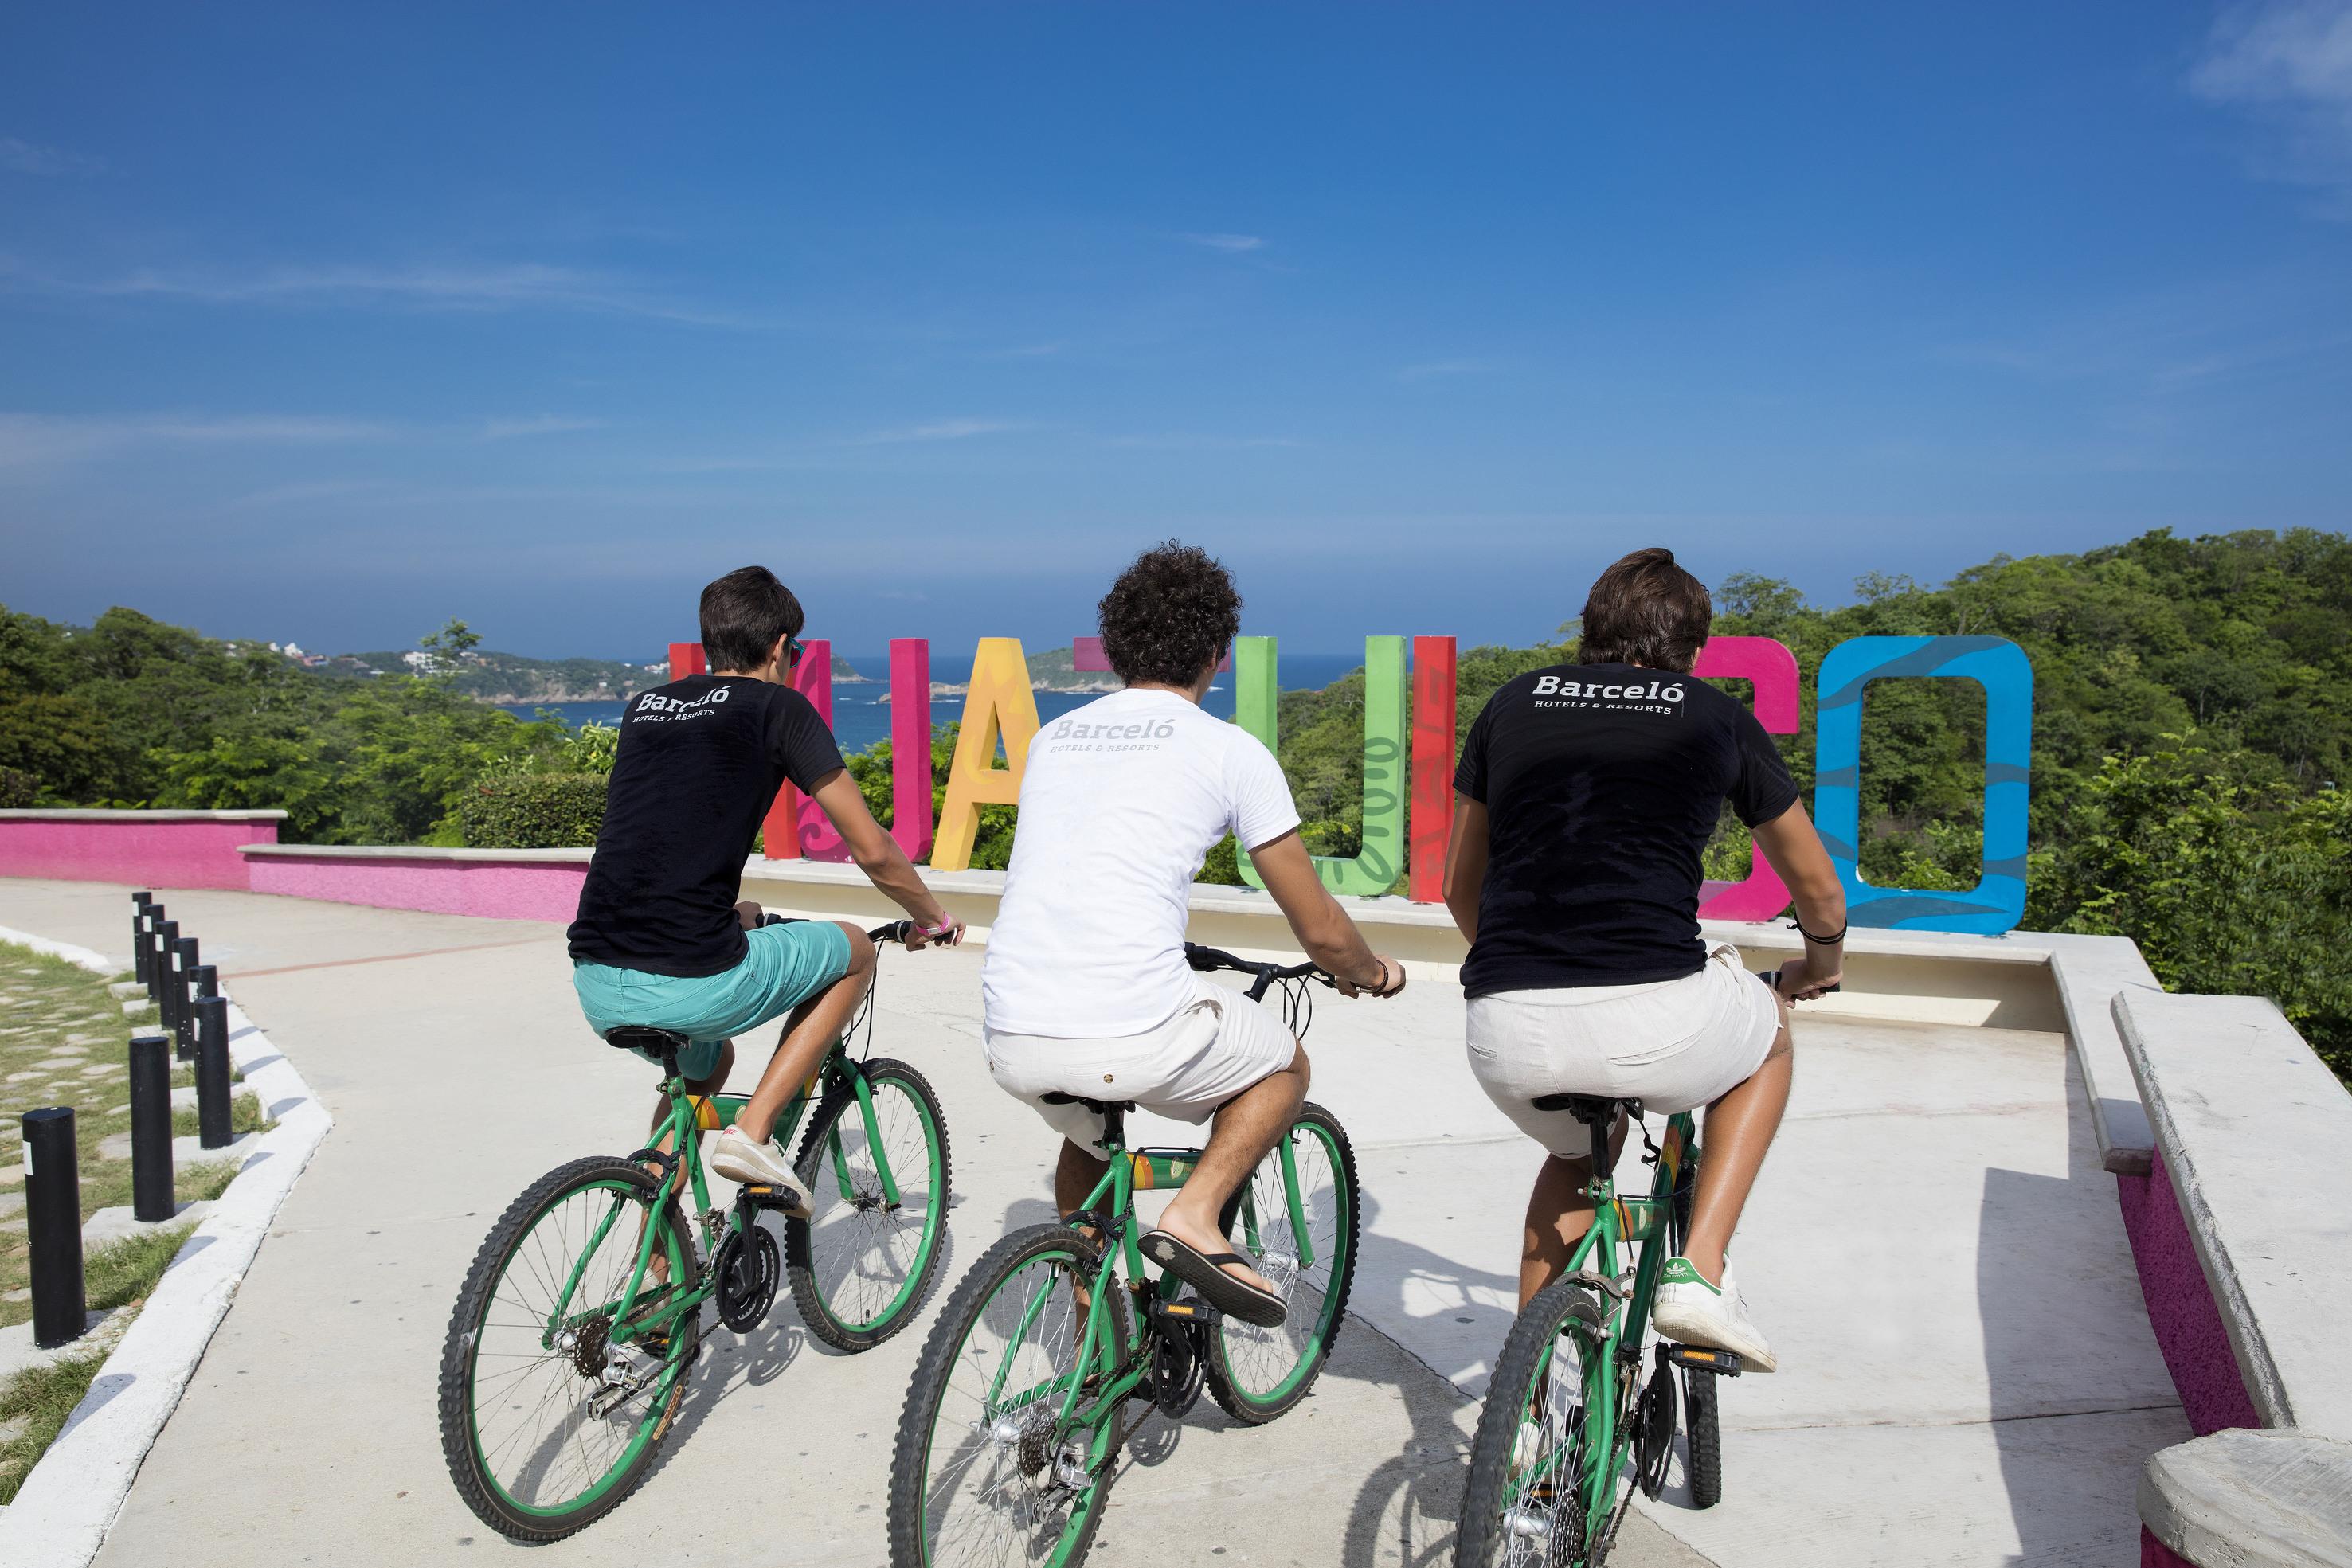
[740,1183,806,1214]
[1149,1296,1223,1328]
[1665,1343,1743,1377]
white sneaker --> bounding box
[1650,1257,1777,1372]
[707,1128,812,1214]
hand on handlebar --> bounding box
[900,915,965,952]
[1334,954,1406,999]
[1771,956,1843,1002]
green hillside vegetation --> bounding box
[2,526,2343,1076]
[333,645,866,701]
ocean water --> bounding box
[499,651,1369,754]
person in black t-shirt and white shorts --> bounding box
[1443,548,1849,1372]
[567,567,965,1214]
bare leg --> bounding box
[1152,1043,1310,1296]
[1682,992,1795,1285]
[1517,1116,1628,1306]
[636,1042,737,1284]
[1055,1137,1110,1220]
[730,924,876,1145]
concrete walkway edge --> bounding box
[0,922,335,1568]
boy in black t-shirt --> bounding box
[568,566,963,1212]
[1444,548,1849,1372]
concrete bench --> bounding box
[2118,991,2352,1566]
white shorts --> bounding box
[1466,940,1782,1156]
[984,974,1300,1155]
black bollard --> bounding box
[143,909,170,1002]
[190,963,218,1006]
[170,935,198,1058]
[194,995,233,1149]
[131,892,154,987]
[153,919,179,1028]
[23,1107,86,1350]
[128,1034,175,1222]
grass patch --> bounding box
[0,942,270,1331]
[0,1222,193,1504]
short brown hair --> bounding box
[699,565,804,672]
[1577,548,1711,671]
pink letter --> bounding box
[1693,635,1799,921]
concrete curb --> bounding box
[0,922,335,1567]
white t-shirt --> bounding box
[981,688,1302,1038]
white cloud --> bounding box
[843,418,1027,446]
[0,259,749,326]
[480,414,607,440]
[0,138,104,177]
[1393,358,1498,382]
[1180,232,1266,253]
[0,412,395,470]
[2190,0,2352,201]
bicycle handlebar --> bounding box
[757,913,939,948]
[1184,942,1331,985]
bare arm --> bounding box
[1249,830,1401,997]
[1442,795,1488,944]
[1751,801,1845,999]
[805,769,961,947]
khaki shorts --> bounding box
[1466,940,1780,1155]
[984,975,1299,1155]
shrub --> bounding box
[460,773,609,849]
[0,767,33,808]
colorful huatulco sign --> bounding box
[668,632,2033,934]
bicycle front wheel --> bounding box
[888,1224,1126,1568]
[1203,1100,1359,1424]
[438,1155,700,1541]
[1454,1279,1610,1568]
[788,1056,952,1351]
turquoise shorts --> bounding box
[574,920,856,1081]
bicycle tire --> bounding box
[889,1223,1128,1568]
[1683,1364,1721,1509]
[1203,1101,1360,1424]
[1454,1279,1609,1568]
[786,1057,952,1351]
[438,1155,699,1542]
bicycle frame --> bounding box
[545,1038,908,1354]
[1523,1109,1697,1544]
[991,1116,1321,1478]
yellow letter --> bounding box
[931,637,1043,870]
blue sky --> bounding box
[4,2,2350,659]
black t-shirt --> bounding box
[567,675,846,977]
[1454,662,1799,997]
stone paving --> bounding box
[0,880,2190,1566]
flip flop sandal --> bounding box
[1138,1230,1286,1328]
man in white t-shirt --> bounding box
[981,542,1404,1328]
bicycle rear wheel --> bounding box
[439,1156,700,1541]
[787,1057,952,1351]
[1203,1101,1359,1423]
[889,1224,1126,1568]
[1454,1279,1610,1567]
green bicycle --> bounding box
[887,943,1360,1568]
[1452,1087,1737,1567]
[437,921,952,1542]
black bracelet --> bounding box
[1789,917,1846,945]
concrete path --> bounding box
[0,880,2186,1565]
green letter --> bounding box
[1235,635,1407,896]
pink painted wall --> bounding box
[2115,1151,2260,1437]
[242,851,585,924]
[0,815,281,890]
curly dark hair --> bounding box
[1097,542,1242,688]
[1578,546,1712,672]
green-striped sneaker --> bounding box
[1650,1257,1777,1372]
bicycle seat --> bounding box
[604,1025,692,1054]
[1530,1092,1630,1120]
[1039,1091,1137,1116]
